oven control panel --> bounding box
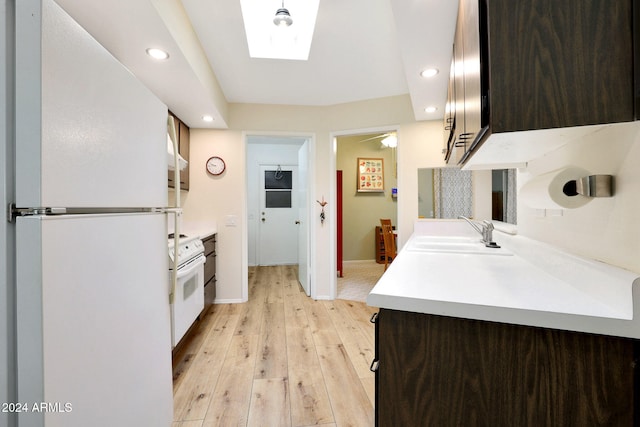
[168,236,204,266]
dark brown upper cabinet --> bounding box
[167,112,190,191]
[445,0,637,166]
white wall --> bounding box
[181,129,247,302]
[181,95,494,301]
[473,170,493,220]
[396,120,492,249]
[517,121,640,274]
[396,121,446,247]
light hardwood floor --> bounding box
[172,265,377,427]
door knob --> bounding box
[295,220,301,224]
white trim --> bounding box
[305,135,317,300]
[241,132,249,303]
[329,125,400,301]
[213,298,245,304]
[331,125,399,137]
[243,131,316,301]
[342,259,378,264]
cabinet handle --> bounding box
[370,312,378,323]
[370,359,380,372]
[459,132,474,139]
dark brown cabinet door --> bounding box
[451,5,466,164]
[446,0,636,165]
[443,53,456,162]
[202,234,216,304]
[487,0,634,134]
[461,0,481,144]
[203,234,216,287]
[168,113,190,191]
[178,121,190,190]
[376,309,638,427]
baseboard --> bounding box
[213,298,245,304]
[343,259,377,264]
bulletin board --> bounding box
[357,157,384,192]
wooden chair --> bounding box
[380,219,396,271]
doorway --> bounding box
[334,129,398,301]
[246,135,311,296]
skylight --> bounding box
[240,0,320,61]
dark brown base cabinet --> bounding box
[374,309,639,427]
[202,233,216,304]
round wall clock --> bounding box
[206,156,226,175]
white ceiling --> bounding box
[54,0,458,129]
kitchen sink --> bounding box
[406,236,513,256]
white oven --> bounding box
[168,236,205,348]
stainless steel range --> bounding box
[168,235,205,348]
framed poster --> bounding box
[357,157,384,192]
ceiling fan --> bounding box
[358,132,397,147]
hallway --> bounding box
[172,265,377,426]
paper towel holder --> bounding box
[563,175,614,198]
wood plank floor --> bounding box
[172,265,378,427]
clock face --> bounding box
[206,156,225,175]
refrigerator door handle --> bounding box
[8,204,183,222]
[162,207,183,214]
[8,203,49,222]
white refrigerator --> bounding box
[9,0,173,426]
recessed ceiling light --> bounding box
[420,68,439,78]
[145,48,169,60]
[425,106,438,113]
[202,115,214,122]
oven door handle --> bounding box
[176,254,206,280]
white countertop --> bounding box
[367,220,640,339]
[169,219,217,240]
[182,222,217,240]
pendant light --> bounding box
[273,0,293,27]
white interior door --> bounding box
[259,165,299,265]
[297,143,310,295]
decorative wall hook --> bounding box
[316,196,328,224]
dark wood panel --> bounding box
[202,234,216,257]
[377,309,637,427]
[375,226,384,264]
[204,254,216,284]
[167,112,190,191]
[178,121,190,189]
[202,234,216,287]
[488,0,634,133]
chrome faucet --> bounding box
[458,216,500,248]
